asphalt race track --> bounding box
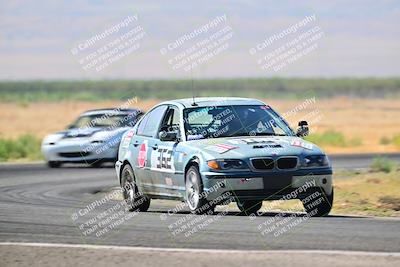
[0,154,400,266]
[0,153,400,255]
[330,152,400,170]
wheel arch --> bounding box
[184,156,200,181]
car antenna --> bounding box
[191,66,198,106]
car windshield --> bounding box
[71,113,135,129]
[183,105,294,140]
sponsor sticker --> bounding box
[291,139,313,150]
[260,105,270,110]
[165,177,173,186]
[228,139,243,145]
[205,143,237,154]
[187,134,204,140]
[122,130,135,148]
[177,152,184,163]
[230,138,279,145]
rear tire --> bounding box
[121,164,150,212]
[185,165,215,215]
[237,200,262,215]
[47,161,61,168]
[302,188,333,217]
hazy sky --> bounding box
[0,0,399,80]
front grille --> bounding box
[277,157,298,169]
[251,158,274,170]
[64,134,90,138]
[58,152,91,158]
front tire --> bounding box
[185,165,214,215]
[302,188,333,217]
[90,160,103,168]
[121,164,150,212]
[47,161,61,168]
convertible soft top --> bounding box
[82,108,142,116]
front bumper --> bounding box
[42,141,118,163]
[115,160,123,185]
[202,168,333,201]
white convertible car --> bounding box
[42,108,142,168]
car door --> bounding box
[149,105,184,198]
[132,105,168,194]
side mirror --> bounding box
[296,121,309,137]
[159,130,179,142]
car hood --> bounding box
[186,136,324,159]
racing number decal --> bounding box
[157,148,173,169]
[151,146,175,171]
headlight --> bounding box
[207,159,248,170]
[302,155,329,168]
[42,134,63,145]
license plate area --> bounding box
[263,177,292,188]
[225,178,264,190]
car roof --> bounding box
[159,97,265,108]
[81,108,142,116]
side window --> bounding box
[161,107,181,132]
[136,114,149,135]
[137,105,168,137]
[171,108,180,130]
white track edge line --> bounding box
[0,242,399,256]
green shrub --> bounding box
[306,130,347,147]
[348,137,363,147]
[0,140,11,161]
[0,134,42,162]
[306,130,364,147]
[370,157,396,173]
[393,134,400,148]
[380,136,391,145]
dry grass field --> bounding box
[268,98,400,153]
[0,97,399,154]
[259,169,400,217]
